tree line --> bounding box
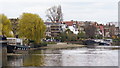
[0,5,63,45]
[0,13,46,44]
[0,5,110,45]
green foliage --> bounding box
[113,38,120,42]
[59,29,77,42]
[18,13,46,44]
[32,43,47,48]
[46,36,51,39]
[0,14,13,37]
[95,35,103,39]
[58,32,67,42]
[45,42,57,44]
[113,38,120,45]
[66,29,77,41]
[77,31,86,39]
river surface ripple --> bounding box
[6,47,118,66]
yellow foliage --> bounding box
[0,14,13,37]
[18,13,46,44]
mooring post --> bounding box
[2,45,7,67]
[0,35,8,68]
[0,44,7,68]
[0,44,2,68]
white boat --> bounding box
[94,39,112,46]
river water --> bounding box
[6,47,118,67]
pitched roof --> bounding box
[63,21,74,26]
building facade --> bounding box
[45,21,119,39]
[7,38,23,45]
[104,24,116,38]
[44,22,64,37]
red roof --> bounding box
[63,21,74,26]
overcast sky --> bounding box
[0,0,119,24]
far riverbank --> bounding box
[32,43,85,49]
[30,42,120,50]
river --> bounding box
[5,47,119,67]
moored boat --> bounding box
[94,39,112,46]
[83,40,97,48]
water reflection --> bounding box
[23,55,44,66]
[44,54,62,66]
[6,48,118,66]
[61,48,118,66]
[7,55,23,66]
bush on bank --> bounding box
[45,42,57,44]
[30,43,47,48]
[113,38,120,45]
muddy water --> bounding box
[6,47,118,67]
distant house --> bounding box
[44,22,63,37]
[115,27,120,37]
[50,23,62,37]
[45,21,119,39]
[76,21,85,33]
[62,21,100,35]
[95,24,104,37]
[44,22,52,37]
[104,24,116,38]
[63,21,79,34]
[7,38,23,45]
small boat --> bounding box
[94,39,111,46]
[83,40,97,48]
[98,42,110,46]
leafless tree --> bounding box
[46,5,63,23]
[84,24,97,39]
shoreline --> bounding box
[7,43,120,55]
[38,43,85,49]
[7,43,85,56]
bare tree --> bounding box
[46,5,63,23]
[84,24,97,39]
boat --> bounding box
[0,35,30,53]
[7,45,30,53]
[83,40,97,48]
[94,39,112,46]
[83,39,112,48]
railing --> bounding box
[0,40,8,44]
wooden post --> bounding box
[2,45,7,67]
[0,42,7,67]
[0,45,2,68]
[0,36,8,67]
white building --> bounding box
[7,38,23,45]
[68,26,79,34]
[61,23,67,32]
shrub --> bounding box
[33,43,47,48]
